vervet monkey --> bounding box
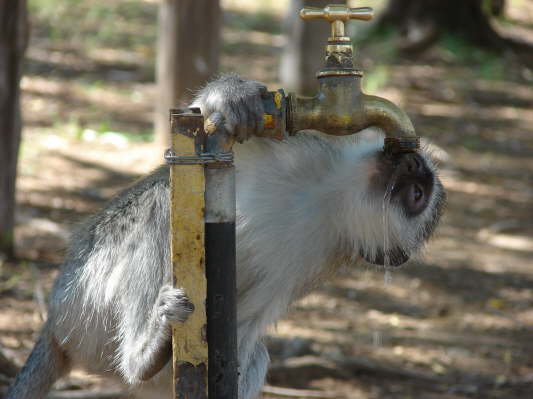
[7,75,445,399]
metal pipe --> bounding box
[168,109,208,399]
[168,110,238,399]
[361,94,415,137]
[263,76,417,145]
[204,113,238,399]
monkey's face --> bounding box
[346,146,445,267]
[235,131,444,270]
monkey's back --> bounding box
[47,166,172,376]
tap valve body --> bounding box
[300,4,372,76]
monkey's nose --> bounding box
[399,153,425,174]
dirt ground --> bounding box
[1,0,532,398]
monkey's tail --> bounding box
[6,328,70,399]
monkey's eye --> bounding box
[414,184,423,201]
[406,183,426,215]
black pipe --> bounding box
[205,221,238,399]
[204,116,239,399]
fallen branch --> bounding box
[269,356,352,381]
[263,385,339,398]
[332,356,441,383]
[47,389,123,399]
[269,354,443,385]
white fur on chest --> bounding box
[232,131,384,353]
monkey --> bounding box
[7,74,445,399]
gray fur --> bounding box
[7,75,444,399]
[192,74,267,142]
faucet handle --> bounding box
[300,4,373,40]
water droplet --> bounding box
[373,330,382,347]
[381,168,400,269]
[384,268,393,285]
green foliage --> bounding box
[352,26,395,93]
[353,25,399,64]
[440,34,505,80]
[91,126,153,143]
[482,0,495,15]
[0,232,14,259]
[224,10,281,34]
[75,123,153,143]
[28,0,157,50]
[363,64,390,94]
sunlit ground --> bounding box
[1,0,532,398]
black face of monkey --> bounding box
[362,150,446,267]
[382,152,436,217]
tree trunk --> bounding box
[154,0,221,148]
[0,0,28,258]
[378,0,527,56]
[280,0,346,96]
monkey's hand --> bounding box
[192,74,267,142]
[156,285,194,324]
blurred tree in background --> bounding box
[155,0,221,147]
[0,0,28,258]
[377,0,532,60]
[280,0,530,95]
[280,0,346,95]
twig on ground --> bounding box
[263,385,339,398]
[332,355,441,383]
[47,389,123,399]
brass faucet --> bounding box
[262,4,419,154]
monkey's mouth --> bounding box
[360,247,410,267]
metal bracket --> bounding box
[164,149,234,165]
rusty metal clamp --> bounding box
[164,149,234,166]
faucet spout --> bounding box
[284,75,417,143]
[362,94,420,153]
[361,94,415,137]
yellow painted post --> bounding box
[169,110,208,399]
